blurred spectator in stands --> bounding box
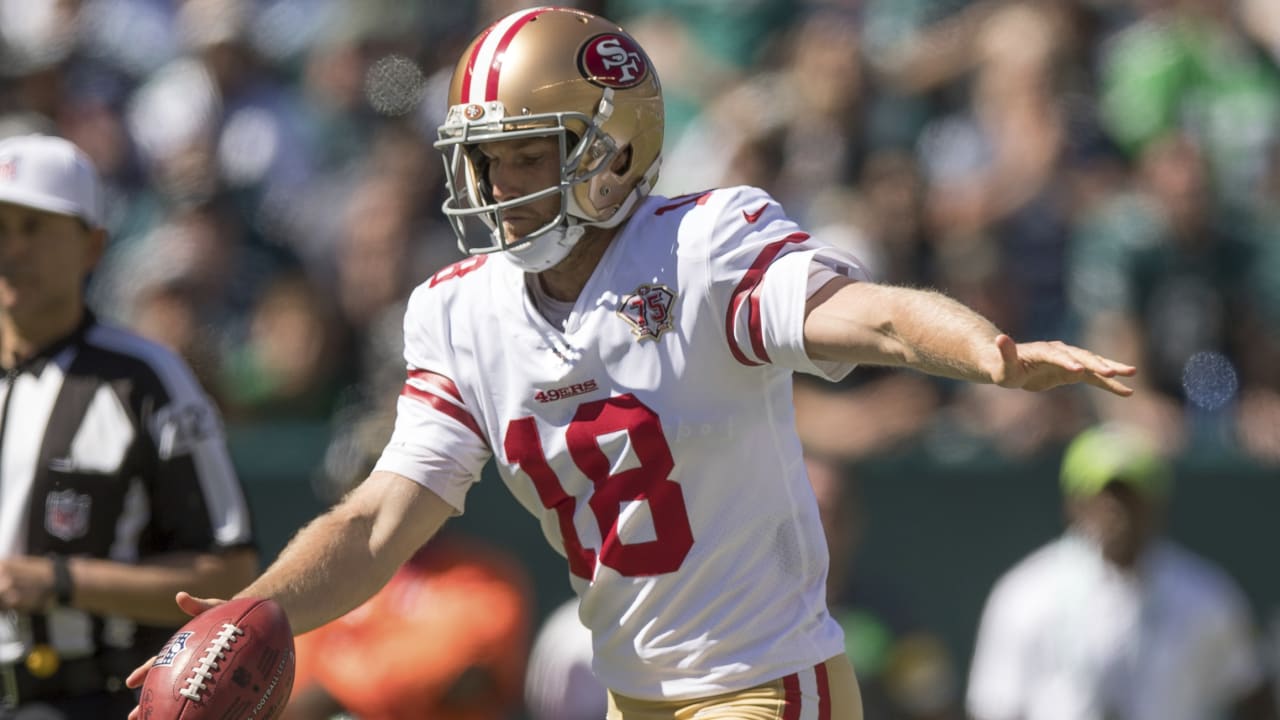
[126,0,309,222]
[281,6,449,272]
[331,125,458,337]
[609,0,794,141]
[1244,0,1280,66]
[661,7,872,223]
[1099,0,1280,213]
[858,0,975,86]
[524,596,605,720]
[130,280,224,403]
[757,9,871,221]
[807,452,962,720]
[1067,131,1273,454]
[220,273,349,421]
[93,200,284,333]
[0,0,77,120]
[333,174,417,336]
[967,423,1277,720]
[917,0,1091,343]
[1235,144,1280,465]
[609,0,790,75]
[904,1,1117,458]
[845,149,936,289]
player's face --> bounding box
[477,136,562,240]
[0,203,98,324]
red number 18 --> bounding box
[504,394,694,579]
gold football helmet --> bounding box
[435,7,664,271]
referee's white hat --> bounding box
[0,134,104,229]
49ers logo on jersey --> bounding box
[534,379,599,403]
[618,284,675,341]
[577,33,648,89]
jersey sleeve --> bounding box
[373,282,493,514]
[139,348,253,551]
[702,186,868,381]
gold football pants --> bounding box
[607,654,861,720]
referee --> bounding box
[0,134,257,718]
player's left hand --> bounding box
[125,592,226,720]
[990,334,1136,396]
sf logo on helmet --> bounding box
[578,33,649,89]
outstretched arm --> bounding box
[803,278,1136,396]
[233,470,455,635]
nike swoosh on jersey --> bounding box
[742,203,768,223]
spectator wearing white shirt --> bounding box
[966,423,1276,720]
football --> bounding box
[139,597,295,720]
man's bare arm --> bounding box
[803,278,1135,395]
[234,470,455,635]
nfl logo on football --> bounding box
[154,632,193,667]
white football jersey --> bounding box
[376,185,867,700]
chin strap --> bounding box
[502,222,587,272]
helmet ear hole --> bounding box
[611,146,632,175]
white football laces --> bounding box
[179,623,244,701]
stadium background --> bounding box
[2,0,1278,715]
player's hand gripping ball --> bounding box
[139,597,295,720]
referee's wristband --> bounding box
[48,554,74,606]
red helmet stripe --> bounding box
[463,7,552,104]
[459,24,494,105]
[483,7,550,101]
[726,232,811,366]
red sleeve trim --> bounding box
[408,368,464,403]
[724,232,810,366]
[401,371,487,446]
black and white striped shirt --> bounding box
[0,313,253,662]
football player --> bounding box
[130,7,1134,720]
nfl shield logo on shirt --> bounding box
[618,284,676,341]
[45,490,91,541]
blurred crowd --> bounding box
[3,0,1279,718]
[3,0,1279,468]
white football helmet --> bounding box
[435,7,664,272]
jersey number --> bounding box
[428,256,487,287]
[504,394,693,579]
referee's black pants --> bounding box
[0,690,136,719]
